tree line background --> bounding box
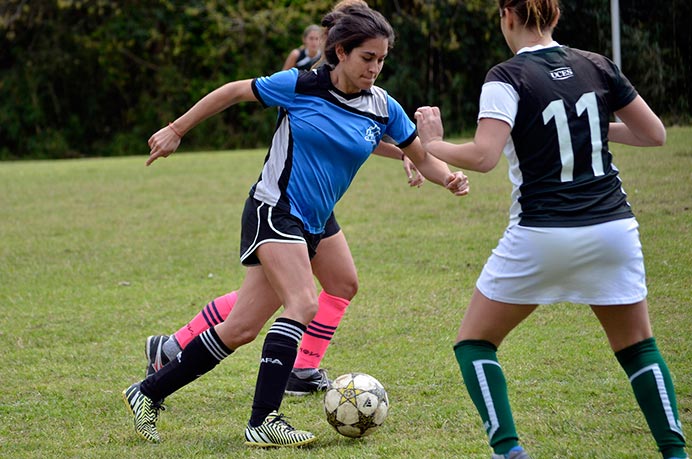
[1,0,690,160]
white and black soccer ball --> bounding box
[323,372,389,438]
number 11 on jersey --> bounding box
[542,91,605,182]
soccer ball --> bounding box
[323,372,389,438]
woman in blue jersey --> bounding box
[416,1,687,458]
[141,1,427,398]
[122,5,469,447]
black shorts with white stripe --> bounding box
[239,197,322,266]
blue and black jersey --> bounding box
[480,44,638,227]
[251,65,417,234]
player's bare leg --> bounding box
[242,242,318,446]
[286,230,358,395]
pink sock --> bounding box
[173,291,237,349]
[294,290,350,369]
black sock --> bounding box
[249,318,305,427]
[140,327,232,402]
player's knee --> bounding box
[284,291,320,324]
[233,328,260,347]
[326,277,358,301]
[302,297,320,322]
[217,321,261,348]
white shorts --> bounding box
[476,218,647,305]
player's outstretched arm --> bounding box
[400,137,469,196]
[415,106,507,173]
[146,79,257,166]
[372,141,425,187]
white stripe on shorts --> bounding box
[240,203,306,263]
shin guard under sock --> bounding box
[454,340,519,455]
[616,337,687,458]
[173,291,237,349]
[294,291,349,369]
[141,327,232,402]
[249,318,306,426]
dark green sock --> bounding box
[454,340,519,455]
[615,337,687,459]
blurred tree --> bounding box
[0,0,688,159]
[558,0,690,123]
[0,0,333,158]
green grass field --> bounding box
[1,127,690,458]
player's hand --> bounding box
[402,156,425,188]
[414,106,444,149]
[444,171,469,196]
[146,124,182,166]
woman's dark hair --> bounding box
[499,0,560,35]
[321,6,395,66]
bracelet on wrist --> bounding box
[168,122,183,138]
